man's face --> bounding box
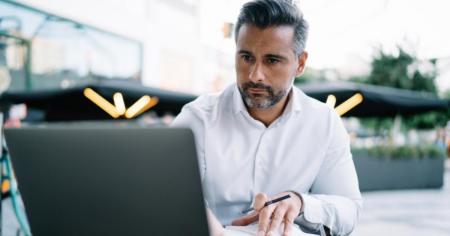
[235,24,307,109]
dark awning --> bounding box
[297,81,449,117]
[0,80,197,121]
[1,80,447,121]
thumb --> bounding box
[253,193,268,211]
[231,211,259,226]
[232,193,268,226]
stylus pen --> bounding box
[241,194,291,214]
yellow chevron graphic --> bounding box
[84,88,159,119]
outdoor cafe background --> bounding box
[0,0,450,235]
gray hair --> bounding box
[234,0,309,56]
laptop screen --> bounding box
[5,125,210,236]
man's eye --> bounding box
[267,58,280,64]
[241,55,252,62]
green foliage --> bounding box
[348,75,368,83]
[352,144,445,160]
[403,111,449,129]
[411,70,437,93]
[443,89,450,99]
[294,68,328,84]
[366,47,437,93]
[367,48,414,89]
[359,45,448,130]
[359,117,393,133]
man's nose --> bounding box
[248,62,265,83]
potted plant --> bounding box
[351,145,445,191]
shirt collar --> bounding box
[232,84,247,114]
[232,83,303,115]
[285,85,303,114]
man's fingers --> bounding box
[267,205,286,235]
[282,220,292,236]
[231,211,259,226]
[233,192,267,226]
[282,210,297,236]
[254,193,268,211]
[257,204,274,235]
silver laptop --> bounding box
[4,125,210,236]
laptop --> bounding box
[4,125,210,236]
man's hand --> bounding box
[231,192,302,236]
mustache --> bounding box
[242,82,273,93]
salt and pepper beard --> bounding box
[238,82,293,109]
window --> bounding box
[0,1,142,92]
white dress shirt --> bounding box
[172,84,362,235]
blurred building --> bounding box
[8,0,240,94]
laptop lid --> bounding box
[4,125,210,236]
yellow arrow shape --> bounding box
[326,94,337,108]
[113,92,126,115]
[83,88,120,118]
[125,95,159,119]
[335,93,363,116]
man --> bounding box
[172,0,362,235]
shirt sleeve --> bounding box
[171,106,207,181]
[295,110,363,236]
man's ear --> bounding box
[295,51,308,77]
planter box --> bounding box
[353,155,444,191]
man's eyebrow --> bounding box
[265,54,287,60]
[237,50,288,60]
[237,50,252,55]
